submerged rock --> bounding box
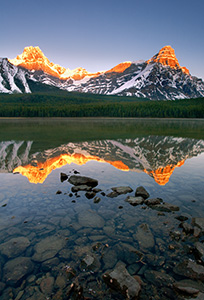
[0,237,30,258]
[135,186,149,199]
[68,175,98,187]
[192,218,204,233]
[3,257,34,286]
[134,223,155,250]
[78,211,105,228]
[85,191,96,199]
[194,242,204,263]
[32,235,67,262]
[174,260,204,281]
[144,270,175,287]
[125,196,144,206]
[103,262,141,299]
[173,279,204,296]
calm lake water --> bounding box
[0,118,204,299]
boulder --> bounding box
[3,257,34,286]
[68,175,98,187]
[174,260,204,281]
[135,186,149,199]
[112,186,133,195]
[150,202,179,212]
[145,198,163,206]
[134,223,155,250]
[60,172,68,182]
[32,235,66,262]
[103,262,141,299]
[0,237,30,258]
[144,270,175,287]
[71,185,92,192]
[125,196,144,206]
[192,218,204,233]
[78,211,104,228]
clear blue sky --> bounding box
[2,0,204,79]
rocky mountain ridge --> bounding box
[1,46,204,99]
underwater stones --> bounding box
[40,276,54,295]
[103,262,141,299]
[173,279,204,296]
[0,237,30,258]
[144,270,175,287]
[68,175,98,187]
[134,223,155,250]
[192,218,204,233]
[3,257,34,286]
[135,186,149,199]
[194,242,204,263]
[174,260,204,281]
[78,211,104,228]
[32,235,66,262]
[125,196,144,206]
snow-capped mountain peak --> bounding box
[1,45,204,99]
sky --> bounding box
[1,0,204,79]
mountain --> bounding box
[1,136,204,185]
[0,45,204,99]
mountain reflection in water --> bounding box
[1,136,203,186]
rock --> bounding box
[93,197,101,203]
[180,222,194,234]
[194,242,204,263]
[0,237,30,258]
[40,276,54,295]
[55,274,67,289]
[144,198,163,206]
[102,249,118,270]
[192,218,204,233]
[93,188,102,193]
[174,260,204,281]
[107,191,119,198]
[3,257,34,286]
[134,223,155,250]
[173,280,202,296]
[56,190,62,194]
[150,202,179,212]
[135,186,149,199]
[194,227,202,238]
[85,191,96,199]
[175,215,188,222]
[103,262,141,299]
[125,196,144,206]
[188,292,204,299]
[68,175,98,187]
[60,172,68,182]
[0,282,5,294]
[82,255,94,267]
[71,185,92,192]
[144,270,175,287]
[116,243,143,265]
[81,254,100,271]
[112,186,133,195]
[78,211,105,228]
[32,235,67,262]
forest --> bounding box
[0,92,203,118]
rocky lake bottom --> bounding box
[0,161,204,300]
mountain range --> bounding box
[0,45,204,100]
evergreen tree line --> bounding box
[0,93,203,118]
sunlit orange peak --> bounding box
[106,62,132,74]
[144,160,185,186]
[13,153,129,184]
[9,46,100,81]
[147,46,189,75]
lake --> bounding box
[0,118,204,299]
